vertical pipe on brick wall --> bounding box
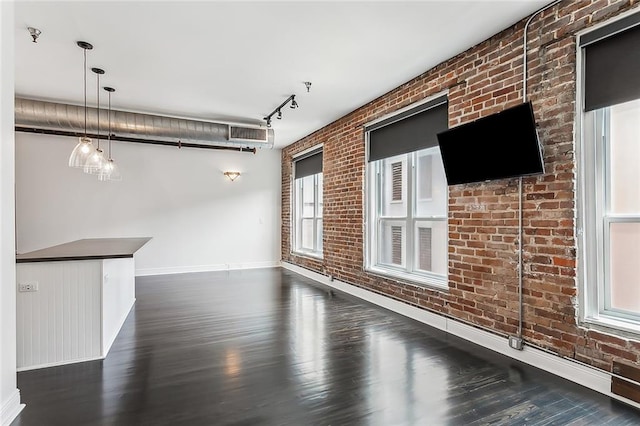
[518,176,523,339]
[522,0,562,103]
[518,0,562,342]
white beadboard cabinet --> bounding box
[15,238,150,371]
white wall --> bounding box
[0,2,24,424]
[15,133,282,275]
[102,258,135,354]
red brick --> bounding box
[281,0,640,379]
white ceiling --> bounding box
[14,1,549,148]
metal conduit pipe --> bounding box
[515,0,563,346]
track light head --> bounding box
[266,118,272,128]
[277,109,282,119]
[28,27,42,43]
[290,96,298,109]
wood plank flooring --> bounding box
[12,267,640,425]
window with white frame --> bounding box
[579,13,640,332]
[365,96,449,287]
[293,148,323,257]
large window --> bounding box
[293,148,323,257]
[365,95,449,287]
[579,13,640,333]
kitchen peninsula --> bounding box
[16,237,151,370]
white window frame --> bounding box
[292,146,323,259]
[365,147,448,289]
[577,11,640,336]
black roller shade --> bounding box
[583,17,640,111]
[367,96,448,162]
[294,149,323,179]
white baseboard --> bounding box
[1,389,24,426]
[136,260,281,277]
[282,261,640,410]
[16,355,104,372]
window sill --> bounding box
[581,315,640,339]
[291,250,323,262]
[365,265,448,292]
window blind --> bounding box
[367,96,448,162]
[581,13,640,111]
[294,149,323,179]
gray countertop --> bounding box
[16,237,152,263]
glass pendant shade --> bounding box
[68,137,94,168]
[98,159,121,181]
[83,148,107,174]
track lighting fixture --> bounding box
[264,94,301,127]
[304,81,312,92]
[28,27,41,43]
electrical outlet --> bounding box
[18,282,39,292]
[509,336,524,350]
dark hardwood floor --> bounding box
[12,268,640,425]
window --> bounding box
[293,148,323,257]
[579,13,640,333]
[365,96,449,287]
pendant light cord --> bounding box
[96,73,100,149]
[108,91,112,159]
[83,48,87,136]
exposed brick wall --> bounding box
[282,0,640,374]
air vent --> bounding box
[229,125,268,143]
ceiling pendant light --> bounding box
[68,41,95,168]
[84,67,107,174]
[98,87,121,182]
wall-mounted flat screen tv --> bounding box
[436,101,544,185]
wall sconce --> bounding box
[224,171,241,181]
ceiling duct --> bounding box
[14,98,274,152]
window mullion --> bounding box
[406,153,415,272]
[601,108,612,317]
[594,109,607,318]
[295,179,300,250]
[375,164,383,265]
[314,175,318,251]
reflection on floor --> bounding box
[13,267,640,425]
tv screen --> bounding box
[436,102,544,185]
